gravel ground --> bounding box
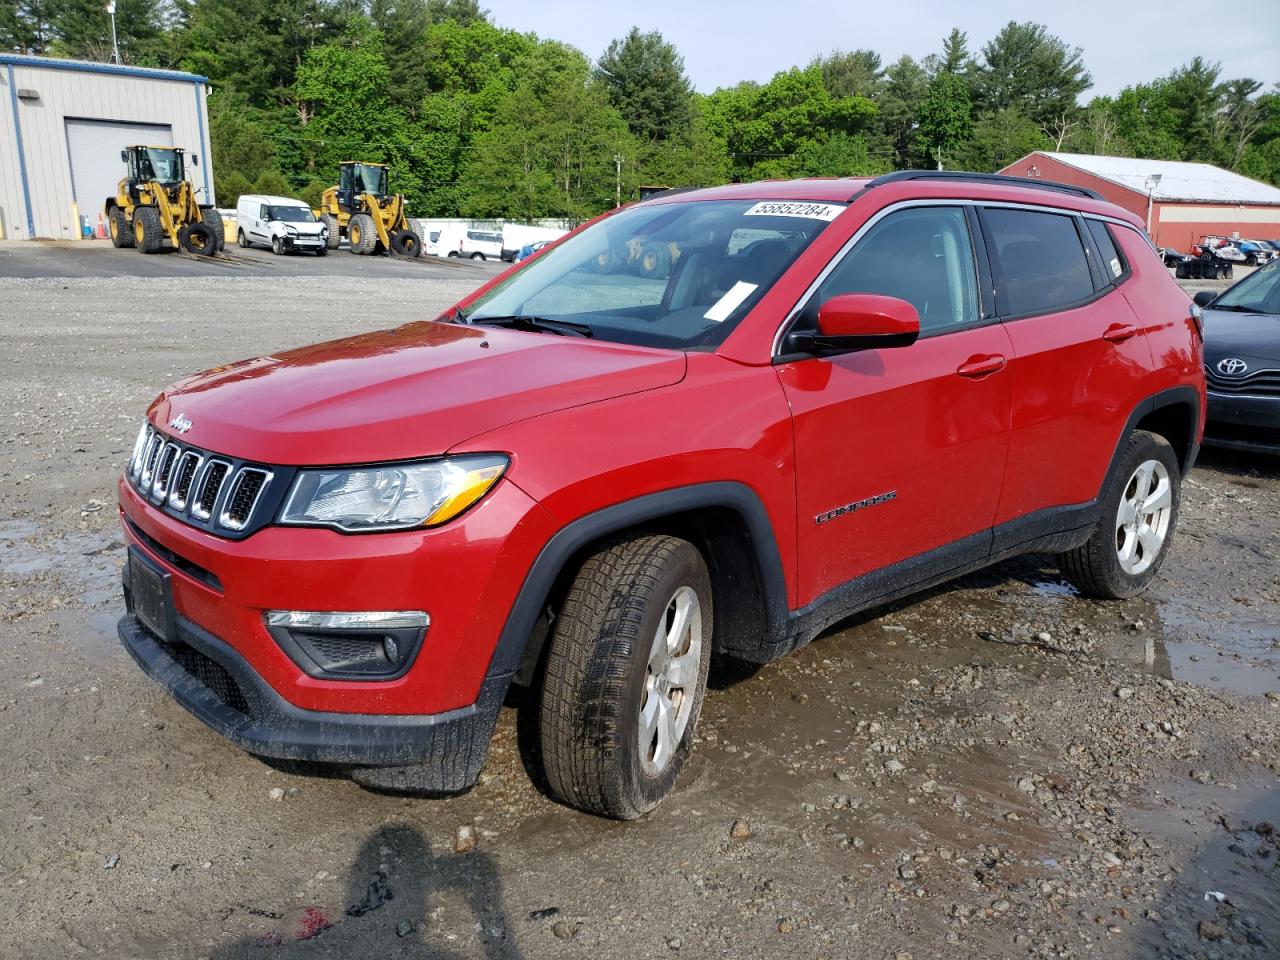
[1,264,1277,960]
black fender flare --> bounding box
[1103,385,1201,487]
[485,481,790,682]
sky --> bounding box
[484,0,1280,99]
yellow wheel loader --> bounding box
[316,162,421,258]
[105,146,223,256]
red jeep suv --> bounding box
[118,172,1205,819]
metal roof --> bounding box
[0,52,207,85]
[1041,152,1280,205]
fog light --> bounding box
[264,610,429,680]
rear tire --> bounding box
[1057,430,1181,599]
[108,207,134,248]
[320,213,340,250]
[237,229,250,249]
[390,229,421,258]
[638,241,670,278]
[200,207,224,252]
[132,206,163,254]
[349,214,378,255]
[539,535,713,820]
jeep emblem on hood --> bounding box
[169,413,193,434]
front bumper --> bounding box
[281,234,325,250]
[119,611,506,790]
[1205,389,1280,452]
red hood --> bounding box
[147,322,686,465]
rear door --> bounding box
[777,204,1013,605]
[982,205,1154,533]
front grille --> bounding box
[1207,367,1280,396]
[125,423,284,539]
[162,636,251,715]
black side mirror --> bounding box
[1192,290,1216,308]
[190,154,199,166]
[120,149,127,162]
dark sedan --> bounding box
[1195,261,1280,453]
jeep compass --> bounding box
[118,171,1206,819]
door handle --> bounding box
[1102,323,1139,343]
[956,354,1007,378]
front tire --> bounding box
[271,236,283,256]
[470,251,485,260]
[108,208,134,248]
[1057,430,1181,599]
[132,206,163,253]
[539,535,713,820]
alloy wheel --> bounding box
[1114,459,1172,575]
[639,585,702,777]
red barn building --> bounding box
[1000,152,1280,251]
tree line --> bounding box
[4,1,1278,220]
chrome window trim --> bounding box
[189,458,232,521]
[770,196,1143,358]
[218,467,273,532]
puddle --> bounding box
[1029,579,1079,598]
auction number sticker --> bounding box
[744,201,845,221]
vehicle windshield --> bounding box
[140,148,184,185]
[268,205,316,223]
[1212,261,1280,314]
[356,164,387,195]
[463,198,846,348]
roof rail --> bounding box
[859,170,1103,202]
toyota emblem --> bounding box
[1216,358,1248,377]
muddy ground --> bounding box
[1,266,1277,960]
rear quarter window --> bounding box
[984,207,1096,317]
[1085,220,1127,283]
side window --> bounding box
[259,204,269,221]
[983,207,1096,316]
[811,206,979,335]
[1085,219,1126,283]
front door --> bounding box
[776,205,1013,606]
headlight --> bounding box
[278,455,508,532]
[286,226,298,236]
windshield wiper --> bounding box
[469,315,594,338]
[1211,303,1261,313]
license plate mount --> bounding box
[128,548,176,642]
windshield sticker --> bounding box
[743,201,845,221]
[703,281,759,322]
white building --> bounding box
[0,53,214,241]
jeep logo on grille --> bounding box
[169,413,193,434]
[1216,358,1248,377]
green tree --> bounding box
[973,21,1091,127]
[208,91,288,203]
[814,49,884,100]
[1161,56,1223,159]
[796,132,887,177]
[917,72,972,168]
[463,41,633,219]
[595,27,693,144]
[44,0,164,63]
[956,107,1050,171]
[1,0,57,54]
[704,66,876,181]
[368,0,431,115]
[873,54,929,167]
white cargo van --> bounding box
[236,195,328,255]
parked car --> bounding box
[1194,261,1280,453]
[446,229,503,260]
[1194,236,1246,263]
[235,195,328,255]
[117,171,1204,819]
[1161,247,1192,268]
[1237,240,1274,266]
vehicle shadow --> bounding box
[206,823,521,959]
